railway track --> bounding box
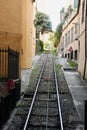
[3,53,83,130]
[3,54,64,130]
[23,54,63,130]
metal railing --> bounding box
[0,47,19,81]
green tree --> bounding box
[64,5,73,20]
[36,40,44,53]
[49,32,54,42]
[34,11,52,38]
[54,22,64,47]
[67,5,73,14]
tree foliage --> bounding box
[49,32,54,42]
[54,22,64,47]
[36,40,44,53]
[52,5,73,48]
[67,5,73,14]
[34,11,52,38]
[64,5,73,20]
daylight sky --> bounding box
[37,0,73,31]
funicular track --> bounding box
[4,54,64,130]
[23,54,63,130]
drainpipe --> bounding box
[83,2,87,130]
[83,0,87,79]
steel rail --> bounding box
[54,59,64,130]
[23,54,48,130]
[46,71,50,130]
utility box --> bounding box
[14,79,21,102]
[10,79,21,110]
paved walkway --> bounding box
[21,55,41,93]
[56,57,87,123]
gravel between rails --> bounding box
[3,54,84,130]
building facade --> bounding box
[59,0,87,79]
[59,11,79,61]
[0,1,36,127]
[0,0,22,50]
[0,0,36,70]
[21,0,36,69]
[78,0,87,79]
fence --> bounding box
[0,47,20,128]
[0,47,19,81]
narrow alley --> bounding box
[0,0,87,130]
[2,54,85,130]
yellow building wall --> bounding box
[0,0,22,50]
[32,24,36,57]
[0,0,36,70]
[0,0,23,78]
[32,2,36,57]
[21,0,35,69]
[0,0,22,34]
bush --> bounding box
[69,60,78,68]
[36,40,44,54]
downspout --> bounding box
[83,0,87,79]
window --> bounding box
[65,33,67,46]
[71,51,73,59]
[75,23,78,34]
[82,0,85,23]
[68,31,70,44]
[74,50,78,60]
[71,27,74,42]
[74,0,79,9]
[75,23,78,39]
[62,36,64,48]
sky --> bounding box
[37,0,73,31]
